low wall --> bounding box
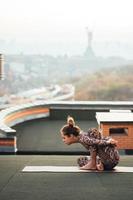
[0,101,133,153]
[0,102,50,152]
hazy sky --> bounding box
[0,0,133,57]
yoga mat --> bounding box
[22,166,133,173]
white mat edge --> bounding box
[22,166,133,173]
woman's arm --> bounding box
[81,135,117,146]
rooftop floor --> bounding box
[0,155,133,200]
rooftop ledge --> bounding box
[96,111,133,124]
[0,100,133,135]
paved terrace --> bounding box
[0,155,133,200]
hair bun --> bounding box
[67,116,75,127]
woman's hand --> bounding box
[108,138,118,145]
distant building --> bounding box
[0,54,4,79]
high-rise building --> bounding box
[0,54,4,79]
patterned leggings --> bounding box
[77,156,118,170]
[77,156,90,167]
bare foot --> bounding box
[80,161,96,170]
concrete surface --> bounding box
[0,155,133,200]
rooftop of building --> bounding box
[0,155,133,200]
